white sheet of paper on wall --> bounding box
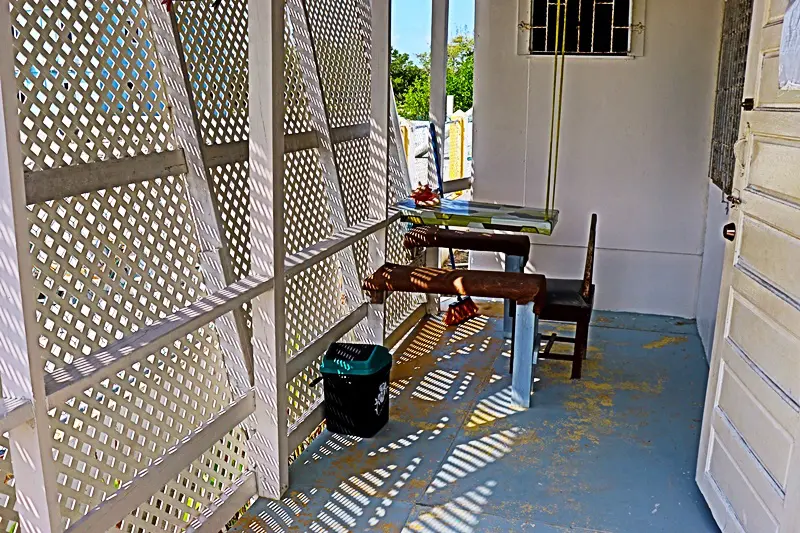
[780,0,800,90]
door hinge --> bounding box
[631,22,646,34]
[519,20,534,31]
[726,190,742,213]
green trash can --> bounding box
[319,343,392,438]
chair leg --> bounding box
[572,316,590,380]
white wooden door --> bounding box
[697,1,800,532]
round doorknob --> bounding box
[723,222,736,242]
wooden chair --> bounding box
[538,213,597,380]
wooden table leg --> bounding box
[503,255,523,339]
[511,301,538,408]
[425,246,440,314]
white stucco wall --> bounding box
[472,0,724,317]
[696,180,729,359]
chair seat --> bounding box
[545,278,592,309]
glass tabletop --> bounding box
[396,198,558,235]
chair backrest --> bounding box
[580,214,598,300]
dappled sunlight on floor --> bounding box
[425,429,522,495]
[465,387,526,429]
[235,308,717,532]
[403,482,500,532]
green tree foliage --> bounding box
[391,48,424,106]
[392,33,474,120]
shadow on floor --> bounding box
[233,303,719,533]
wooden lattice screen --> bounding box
[709,0,754,195]
[0,0,412,530]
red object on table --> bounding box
[410,183,440,208]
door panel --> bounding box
[717,347,795,513]
[756,25,800,107]
[748,135,800,202]
[716,342,794,489]
[709,410,781,532]
[730,267,800,337]
[698,0,800,530]
[765,0,787,24]
[737,215,800,297]
[728,294,800,405]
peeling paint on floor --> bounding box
[234,310,718,533]
[643,336,689,350]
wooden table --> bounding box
[395,197,558,408]
[396,198,559,236]
[397,197,558,338]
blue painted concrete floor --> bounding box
[233,303,719,532]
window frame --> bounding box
[516,0,646,58]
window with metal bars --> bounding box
[528,0,634,55]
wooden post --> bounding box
[425,0,448,313]
[429,0,449,188]
[146,0,251,397]
[248,0,289,498]
[0,3,62,531]
[367,0,392,344]
[287,0,369,340]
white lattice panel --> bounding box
[0,438,19,532]
[385,110,421,334]
[26,177,247,528]
[122,427,247,533]
[208,162,251,283]
[207,161,252,336]
[176,0,254,346]
[174,0,249,145]
[304,0,370,129]
[334,137,370,227]
[11,0,175,171]
[282,4,354,435]
[283,149,333,256]
[284,30,314,135]
[385,219,425,334]
[285,253,349,426]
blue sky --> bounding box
[391,0,475,60]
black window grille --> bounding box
[529,0,633,55]
[709,0,754,195]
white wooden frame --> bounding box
[0,0,410,528]
[0,1,62,529]
[424,0,449,314]
[367,0,392,344]
[247,0,290,499]
[146,0,252,398]
[287,0,368,339]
